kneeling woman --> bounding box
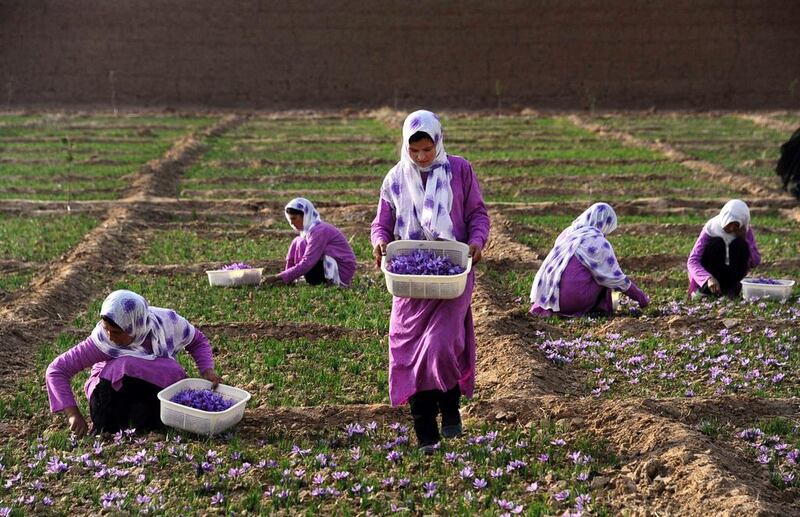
[46,290,222,436]
[687,199,761,298]
[261,198,357,287]
[530,202,649,317]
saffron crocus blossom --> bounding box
[387,250,464,276]
[170,389,236,412]
[221,262,254,271]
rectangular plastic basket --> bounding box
[381,240,472,299]
[741,278,795,301]
[157,378,251,435]
[206,268,263,287]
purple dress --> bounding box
[686,228,761,296]
[45,330,214,413]
[279,221,357,286]
[529,256,615,317]
[371,155,490,405]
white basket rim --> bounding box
[205,268,264,275]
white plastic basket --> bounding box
[381,240,472,299]
[741,278,795,301]
[157,378,251,435]
[206,268,263,287]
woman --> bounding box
[371,110,490,453]
[45,290,221,436]
[687,199,761,298]
[261,198,357,287]
[529,202,649,317]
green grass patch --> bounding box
[0,271,35,294]
[211,334,388,406]
[0,214,98,262]
[76,274,391,332]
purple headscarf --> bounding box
[89,290,195,360]
[379,110,455,241]
[530,203,631,311]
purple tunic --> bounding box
[371,155,490,405]
[45,330,214,413]
[279,221,357,286]
[687,228,761,296]
[529,256,614,316]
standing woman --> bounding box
[529,202,649,317]
[687,199,761,298]
[371,110,490,453]
[46,290,222,436]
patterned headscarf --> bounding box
[284,197,342,286]
[89,290,195,360]
[702,199,750,265]
[379,110,455,241]
[530,203,631,311]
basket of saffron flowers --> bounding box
[381,240,471,299]
[157,378,251,435]
[740,277,795,301]
[205,262,263,287]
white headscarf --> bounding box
[285,197,342,286]
[530,203,631,311]
[379,110,455,241]
[90,290,195,360]
[702,199,750,265]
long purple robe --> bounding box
[371,155,490,405]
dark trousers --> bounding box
[408,385,461,447]
[304,259,326,286]
[89,376,163,434]
[699,236,750,297]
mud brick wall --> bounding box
[1,0,799,109]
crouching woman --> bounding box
[45,290,221,436]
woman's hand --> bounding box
[373,242,387,269]
[259,274,284,287]
[625,284,650,308]
[201,368,223,389]
[64,406,88,437]
[468,244,482,266]
[706,276,721,294]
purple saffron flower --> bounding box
[345,423,365,437]
[386,450,402,463]
[473,478,487,490]
[46,456,69,475]
[526,481,539,492]
[459,466,474,479]
[554,489,570,502]
[211,492,224,505]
